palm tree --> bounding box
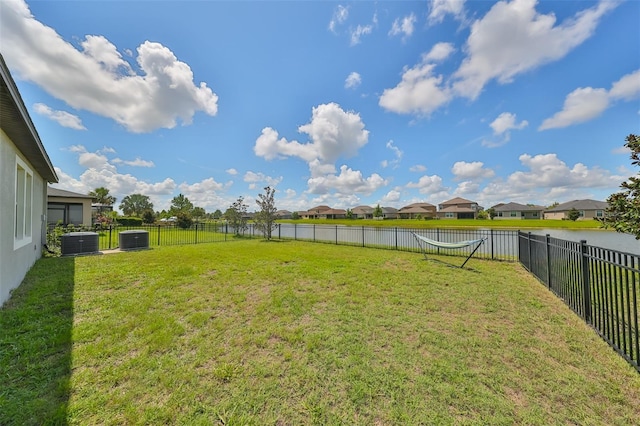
[89,187,116,206]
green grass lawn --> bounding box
[2,240,639,425]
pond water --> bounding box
[523,229,639,255]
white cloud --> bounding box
[451,161,495,180]
[1,0,219,133]
[539,87,609,130]
[112,157,155,168]
[490,112,528,135]
[243,171,282,187]
[382,140,403,169]
[410,165,427,173]
[255,103,369,176]
[389,13,417,41]
[609,69,640,101]
[379,43,454,115]
[350,24,373,46]
[381,189,402,204]
[226,168,238,175]
[428,0,466,24]
[33,103,86,130]
[307,165,387,196]
[345,72,362,89]
[406,174,447,194]
[452,0,617,100]
[329,5,349,33]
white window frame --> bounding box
[14,156,34,250]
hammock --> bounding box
[412,233,487,268]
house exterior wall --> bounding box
[1,130,46,306]
[48,196,93,225]
[495,211,542,220]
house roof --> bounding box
[381,207,398,213]
[322,208,346,215]
[399,206,435,214]
[494,202,545,212]
[546,199,608,212]
[399,202,435,211]
[439,197,475,206]
[352,205,374,213]
[439,205,476,213]
[48,186,93,199]
[307,205,332,213]
[0,54,57,183]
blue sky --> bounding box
[2,0,639,213]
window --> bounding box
[579,211,585,217]
[510,212,517,217]
[596,210,604,218]
[445,212,455,218]
[15,157,33,249]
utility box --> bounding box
[61,232,99,256]
[119,230,149,251]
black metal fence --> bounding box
[47,222,520,260]
[519,231,640,373]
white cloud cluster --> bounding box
[329,5,349,33]
[112,158,155,168]
[483,112,528,147]
[1,0,219,133]
[406,174,447,195]
[381,0,617,121]
[378,43,453,116]
[540,69,640,130]
[345,72,362,89]
[243,171,282,190]
[389,13,416,41]
[451,161,495,181]
[381,140,403,169]
[307,165,387,196]
[452,0,616,100]
[428,0,466,24]
[350,23,374,46]
[33,103,86,130]
[254,103,369,176]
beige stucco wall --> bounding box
[48,196,93,225]
[1,129,46,306]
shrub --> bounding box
[116,217,143,226]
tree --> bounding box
[141,209,155,224]
[373,204,383,218]
[170,193,194,215]
[176,212,193,229]
[477,210,489,220]
[213,209,223,220]
[601,134,640,239]
[567,208,581,221]
[192,207,206,222]
[254,186,278,240]
[226,196,248,235]
[486,207,497,220]
[346,208,354,219]
[119,193,153,217]
[89,187,116,206]
[291,211,300,220]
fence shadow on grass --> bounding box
[0,256,75,425]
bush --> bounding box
[116,217,143,226]
[176,212,193,229]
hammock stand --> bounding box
[412,233,487,268]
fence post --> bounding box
[527,232,532,270]
[278,224,281,239]
[395,227,398,250]
[313,224,316,242]
[158,225,161,246]
[225,223,227,241]
[335,226,338,245]
[580,240,592,323]
[294,223,297,240]
[109,225,112,249]
[545,234,552,289]
[490,229,494,260]
[195,223,198,244]
[362,226,365,247]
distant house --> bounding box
[300,205,331,219]
[47,187,93,226]
[1,55,58,306]
[275,210,292,219]
[544,199,608,221]
[381,207,399,219]
[351,205,374,219]
[437,197,480,219]
[492,202,545,220]
[398,202,436,219]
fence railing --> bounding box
[519,231,640,373]
[47,222,520,260]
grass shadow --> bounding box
[0,256,75,425]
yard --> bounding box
[1,240,639,425]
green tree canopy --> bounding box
[226,197,248,235]
[89,187,116,206]
[567,208,581,221]
[170,193,194,216]
[373,204,383,218]
[601,134,640,239]
[119,193,153,217]
[254,186,278,240]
